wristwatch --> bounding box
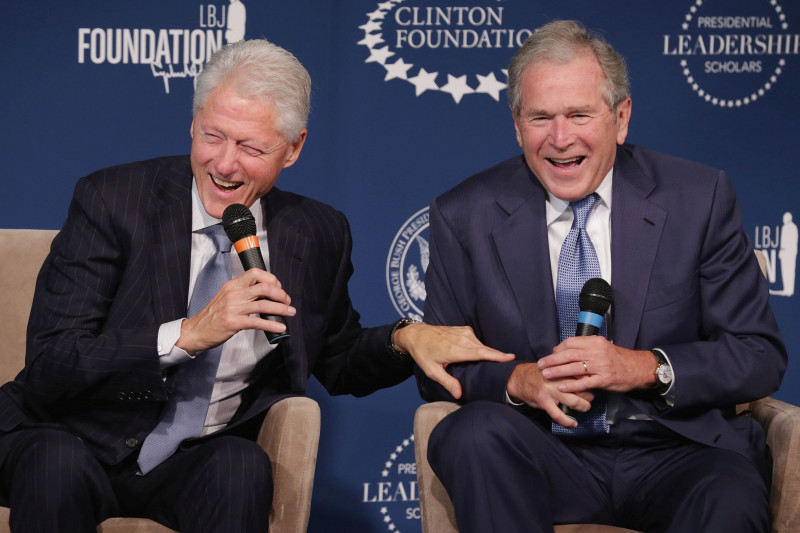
[651,349,673,394]
[386,317,418,362]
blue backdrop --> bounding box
[2,1,798,531]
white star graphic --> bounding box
[408,68,439,96]
[359,20,382,33]
[368,9,387,20]
[365,46,395,65]
[384,58,414,81]
[440,74,474,104]
[357,32,384,48]
[378,1,394,9]
[475,72,507,101]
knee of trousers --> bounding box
[428,401,536,478]
[7,428,107,490]
[192,436,273,498]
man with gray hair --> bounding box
[0,39,510,532]
[417,20,785,532]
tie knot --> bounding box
[569,193,599,229]
[204,224,230,252]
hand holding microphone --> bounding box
[560,278,611,419]
[222,203,290,344]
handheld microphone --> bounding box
[222,203,289,344]
[561,278,612,419]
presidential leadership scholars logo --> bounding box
[357,0,534,103]
[387,207,430,320]
[756,212,798,297]
[77,1,247,94]
[361,434,420,532]
[663,0,797,107]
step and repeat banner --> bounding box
[2,1,798,531]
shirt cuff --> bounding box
[157,319,193,368]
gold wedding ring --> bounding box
[582,361,589,375]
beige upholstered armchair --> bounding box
[0,229,321,533]
[413,251,800,533]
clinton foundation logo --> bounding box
[755,211,797,297]
[357,0,535,103]
[361,433,420,532]
[387,207,430,320]
[663,0,797,107]
[77,1,247,94]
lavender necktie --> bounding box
[551,194,609,437]
[138,224,231,474]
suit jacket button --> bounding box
[125,438,139,448]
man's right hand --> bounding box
[506,362,595,428]
[176,269,295,355]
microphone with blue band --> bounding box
[561,277,612,419]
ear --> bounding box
[281,129,307,169]
[615,98,632,145]
[511,106,523,148]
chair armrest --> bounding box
[414,402,461,533]
[750,397,800,533]
[258,396,321,533]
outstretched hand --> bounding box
[393,323,515,399]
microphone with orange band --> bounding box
[222,203,290,344]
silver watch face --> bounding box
[657,363,673,385]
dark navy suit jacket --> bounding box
[417,144,786,464]
[0,155,411,466]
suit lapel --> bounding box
[610,146,666,348]
[149,158,193,324]
[491,164,560,357]
[262,189,310,392]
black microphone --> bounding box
[222,203,289,344]
[561,278,612,419]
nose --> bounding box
[215,142,239,175]
[549,115,574,150]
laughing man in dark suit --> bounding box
[0,39,510,532]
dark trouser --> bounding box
[0,427,273,533]
[429,401,769,533]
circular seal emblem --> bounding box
[386,207,430,320]
[663,0,795,107]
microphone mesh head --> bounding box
[579,278,612,315]
[222,203,257,242]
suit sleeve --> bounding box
[309,211,414,397]
[415,197,521,404]
[24,176,166,412]
[654,171,786,412]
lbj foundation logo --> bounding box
[755,212,798,296]
[77,0,247,94]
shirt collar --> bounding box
[545,168,613,226]
[191,177,265,233]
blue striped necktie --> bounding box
[138,224,231,474]
[551,194,609,437]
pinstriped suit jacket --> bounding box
[0,155,411,466]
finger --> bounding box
[541,360,589,380]
[543,402,578,428]
[423,364,463,399]
[557,377,599,394]
[445,346,514,364]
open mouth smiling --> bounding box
[547,156,585,168]
[212,175,243,190]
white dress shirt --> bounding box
[157,180,277,434]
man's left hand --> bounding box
[537,336,656,393]
[394,323,515,399]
